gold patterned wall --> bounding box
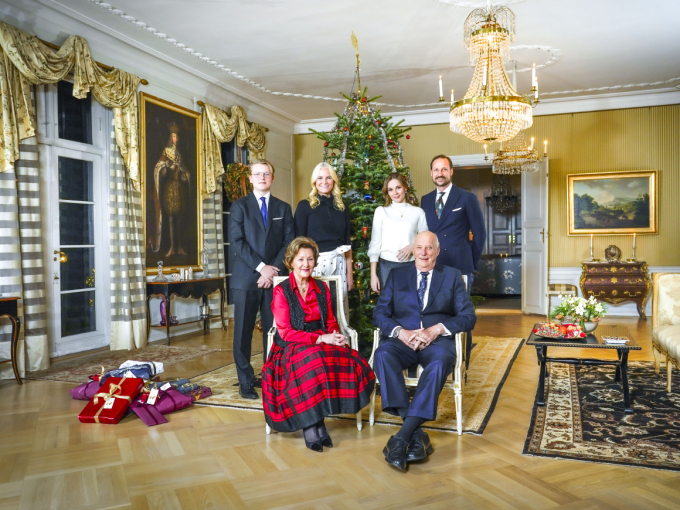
[294,104,680,267]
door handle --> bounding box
[54,250,67,263]
[53,272,59,281]
[539,229,545,243]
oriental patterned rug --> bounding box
[523,362,680,471]
[192,336,523,434]
[26,345,222,384]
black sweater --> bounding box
[294,196,351,253]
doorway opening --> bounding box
[451,165,522,313]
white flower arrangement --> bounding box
[550,295,607,325]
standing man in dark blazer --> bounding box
[421,155,486,363]
[373,231,476,471]
[229,159,294,399]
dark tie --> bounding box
[260,196,268,227]
[435,191,445,219]
[417,271,429,310]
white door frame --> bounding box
[521,158,549,314]
[447,153,549,313]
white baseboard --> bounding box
[548,266,680,317]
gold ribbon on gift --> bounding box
[92,377,133,423]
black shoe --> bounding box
[382,435,409,472]
[407,430,433,462]
[304,438,323,452]
[252,377,262,388]
[320,433,333,448]
[239,383,258,399]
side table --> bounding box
[580,261,650,319]
[146,277,227,345]
[0,297,22,384]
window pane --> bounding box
[60,202,94,245]
[58,81,92,144]
[60,248,95,291]
[61,291,96,337]
[59,157,93,201]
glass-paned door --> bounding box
[48,148,105,354]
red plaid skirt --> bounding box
[262,342,375,432]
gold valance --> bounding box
[0,21,142,189]
[202,102,267,198]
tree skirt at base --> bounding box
[524,362,680,471]
[192,336,523,434]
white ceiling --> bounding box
[18,0,680,121]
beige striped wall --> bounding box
[294,104,680,267]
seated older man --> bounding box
[372,231,476,471]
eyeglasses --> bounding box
[251,172,272,179]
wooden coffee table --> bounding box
[527,324,641,413]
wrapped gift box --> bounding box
[78,377,144,424]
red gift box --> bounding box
[78,377,144,424]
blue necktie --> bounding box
[417,271,429,310]
[435,192,445,219]
[260,196,267,227]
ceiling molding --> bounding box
[38,0,301,123]
[294,89,680,134]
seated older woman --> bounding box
[262,236,375,452]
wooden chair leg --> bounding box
[652,343,661,374]
[454,388,462,436]
[369,386,377,426]
[667,355,673,393]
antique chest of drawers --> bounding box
[580,261,650,319]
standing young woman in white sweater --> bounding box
[368,173,428,292]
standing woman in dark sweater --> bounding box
[295,162,352,316]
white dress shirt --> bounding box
[390,268,451,338]
[254,190,272,273]
[435,183,453,208]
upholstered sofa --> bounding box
[651,273,680,392]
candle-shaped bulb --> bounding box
[483,144,488,155]
[439,75,443,98]
[534,77,539,100]
[451,89,454,103]
[544,140,548,154]
[482,67,487,88]
[532,63,536,87]
[530,137,534,150]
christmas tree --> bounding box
[311,85,415,349]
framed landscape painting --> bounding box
[567,170,657,235]
[140,93,203,275]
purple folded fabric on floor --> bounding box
[130,388,194,426]
[69,380,101,400]
[189,386,212,401]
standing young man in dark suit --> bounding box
[373,231,476,471]
[229,159,294,399]
[421,155,486,364]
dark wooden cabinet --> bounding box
[580,262,650,319]
[0,297,21,384]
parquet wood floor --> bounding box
[1,314,678,510]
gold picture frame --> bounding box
[567,170,657,235]
[140,93,203,275]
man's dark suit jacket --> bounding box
[228,193,294,291]
[421,185,486,274]
[372,264,476,355]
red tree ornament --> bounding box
[343,127,348,131]
[364,180,370,189]
[362,226,368,238]
[324,142,328,147]
[406,134,410,139]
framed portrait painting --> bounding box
[140,93,203,275]
[567,170,657,235]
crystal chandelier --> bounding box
[491,130,539,174]
[485,176,517,212]
[450,3,535,143]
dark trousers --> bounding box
[231,288,273,386]
[465,272,474,369]
[373,340,455,421]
